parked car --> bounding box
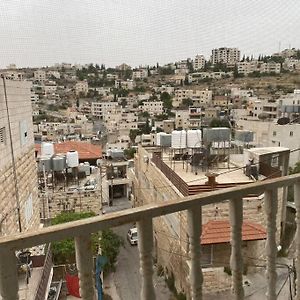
[127,227,138,245]
[66,186,79,194]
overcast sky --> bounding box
[0,0,299,68]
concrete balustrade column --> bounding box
[137,217,156,300]
[264,189,278,300]
[187,205,203,300]
[0,248,19,300]
[294,181,300,299]
[229,198,244,300]
[75,235,95,300]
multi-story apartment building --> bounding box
[0,78,40,235]
[237,61,258,75]
[188,71,232,83]
[141,101,163,116]
[91,101,119,119]
[277,90,300,118]
[248,99,278,120]
[107,73,119,80]
[1,71,24,81]
[260,62,281,74]
[175,110,191,129]
[283,58,300,71]
[132,69,148,80]
[115,79,136,90]
[173,89,213,107]
[193,55,206,70]
[75,80,89,96]
[237,61,281,75]
[44,82,57,95]
[115,63,131,71]
[47,70,61,79]
[34,69,46,82]
[211,47,240,66]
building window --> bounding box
[19,120,28,146]
[290,131,293,137]
[273,131,276,136]
[0,127,6,145]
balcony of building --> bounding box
[0,171,299,299]
[0,244,53,300]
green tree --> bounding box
[51,212,123,272]
[129,129,140,143]
[140,118,152,134]
[181,98,193,108]
[100,229,124,272]
[47,104,58,111]
[160,92,173,110]
[209,118,230,128]
[124,148,136,159]
[51,212,98,264]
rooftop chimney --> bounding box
[205,172,219,187]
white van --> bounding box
[127,227,138,245]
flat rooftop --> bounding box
[247,147,290,156]
[162,151,252,185]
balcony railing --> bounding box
[0,173,300,300]
[34,244,53,300]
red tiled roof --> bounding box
[35,141,102,160]
[201,220,266,245]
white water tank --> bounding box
[41,142,54,157]
[171,130,187,149]
[187,130,202,148]
[66,150,79,167]
[156,132,164,146]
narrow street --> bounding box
[104,223,173,300]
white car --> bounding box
[127,227,138,245]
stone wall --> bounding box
[0,147,40,235]
[0,80,40,236]
[40,190,102,219]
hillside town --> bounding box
[1,45,300,300]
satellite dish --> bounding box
[277,117,290,125]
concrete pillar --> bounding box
[75,235,95,300]
[187,205,203,300]
[295,181,300,299]
[0,249,19,300]
[264,189,278,300]
[137,218,156,300]
[229,198,244,300]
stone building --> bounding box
[133,145,289,296]
[0,78,40,235]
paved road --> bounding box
[108,223,173,300]
[113,224,142,299]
